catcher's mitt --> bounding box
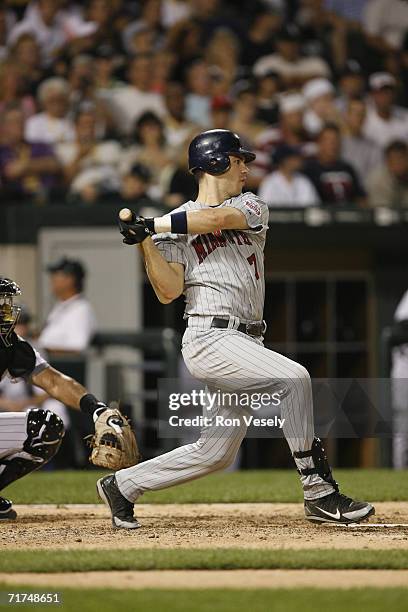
[88,407,141,470]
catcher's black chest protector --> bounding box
[0,333,36,380]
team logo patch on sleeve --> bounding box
[245,200,261,216]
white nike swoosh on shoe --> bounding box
[315,507,341,520]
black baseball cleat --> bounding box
[97,474,140,529]
[0,496,17,520]
[305,491,375,524]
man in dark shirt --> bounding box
[0,107,61,204]
[302,123,366,206]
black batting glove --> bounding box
[118,215,152,245]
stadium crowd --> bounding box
[1,0,408,210]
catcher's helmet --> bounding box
[0,277,21,348]
[188,129,256,175]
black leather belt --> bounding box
[211,317,266,337]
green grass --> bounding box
[2,549,408,573]
[4,468,408,504]
[1,588,408,612]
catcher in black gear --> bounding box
[0,277,139,520]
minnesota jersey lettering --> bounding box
[151,192,268,321]
[192,230,252,263]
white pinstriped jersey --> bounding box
[153,192,269,322]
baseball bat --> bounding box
[118,208,154,241]
[119,208,135,223]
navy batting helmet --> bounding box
[188,129,256,175]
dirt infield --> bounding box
[1,502,408,551]
[1,569,408,590]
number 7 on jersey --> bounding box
[247,253,259,280]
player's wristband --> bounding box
[145,211,188,235]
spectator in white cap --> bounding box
[25,77,75,145]
[259,144,320,208]
[279,92,305,118]
[253,24,331,88]
[363,72,408,149]
[278,93,317,154]
[251,93,315,181]
[302,77,342,136]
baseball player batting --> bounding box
[97,129,375,528]
[0,277,138,520]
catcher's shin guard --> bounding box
[0,409,64,491]
[293,438,339,491]
[0,496,17,520]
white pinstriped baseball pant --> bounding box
[117,323,334,502]
[0,412,28,461]
[0,412,30,486]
